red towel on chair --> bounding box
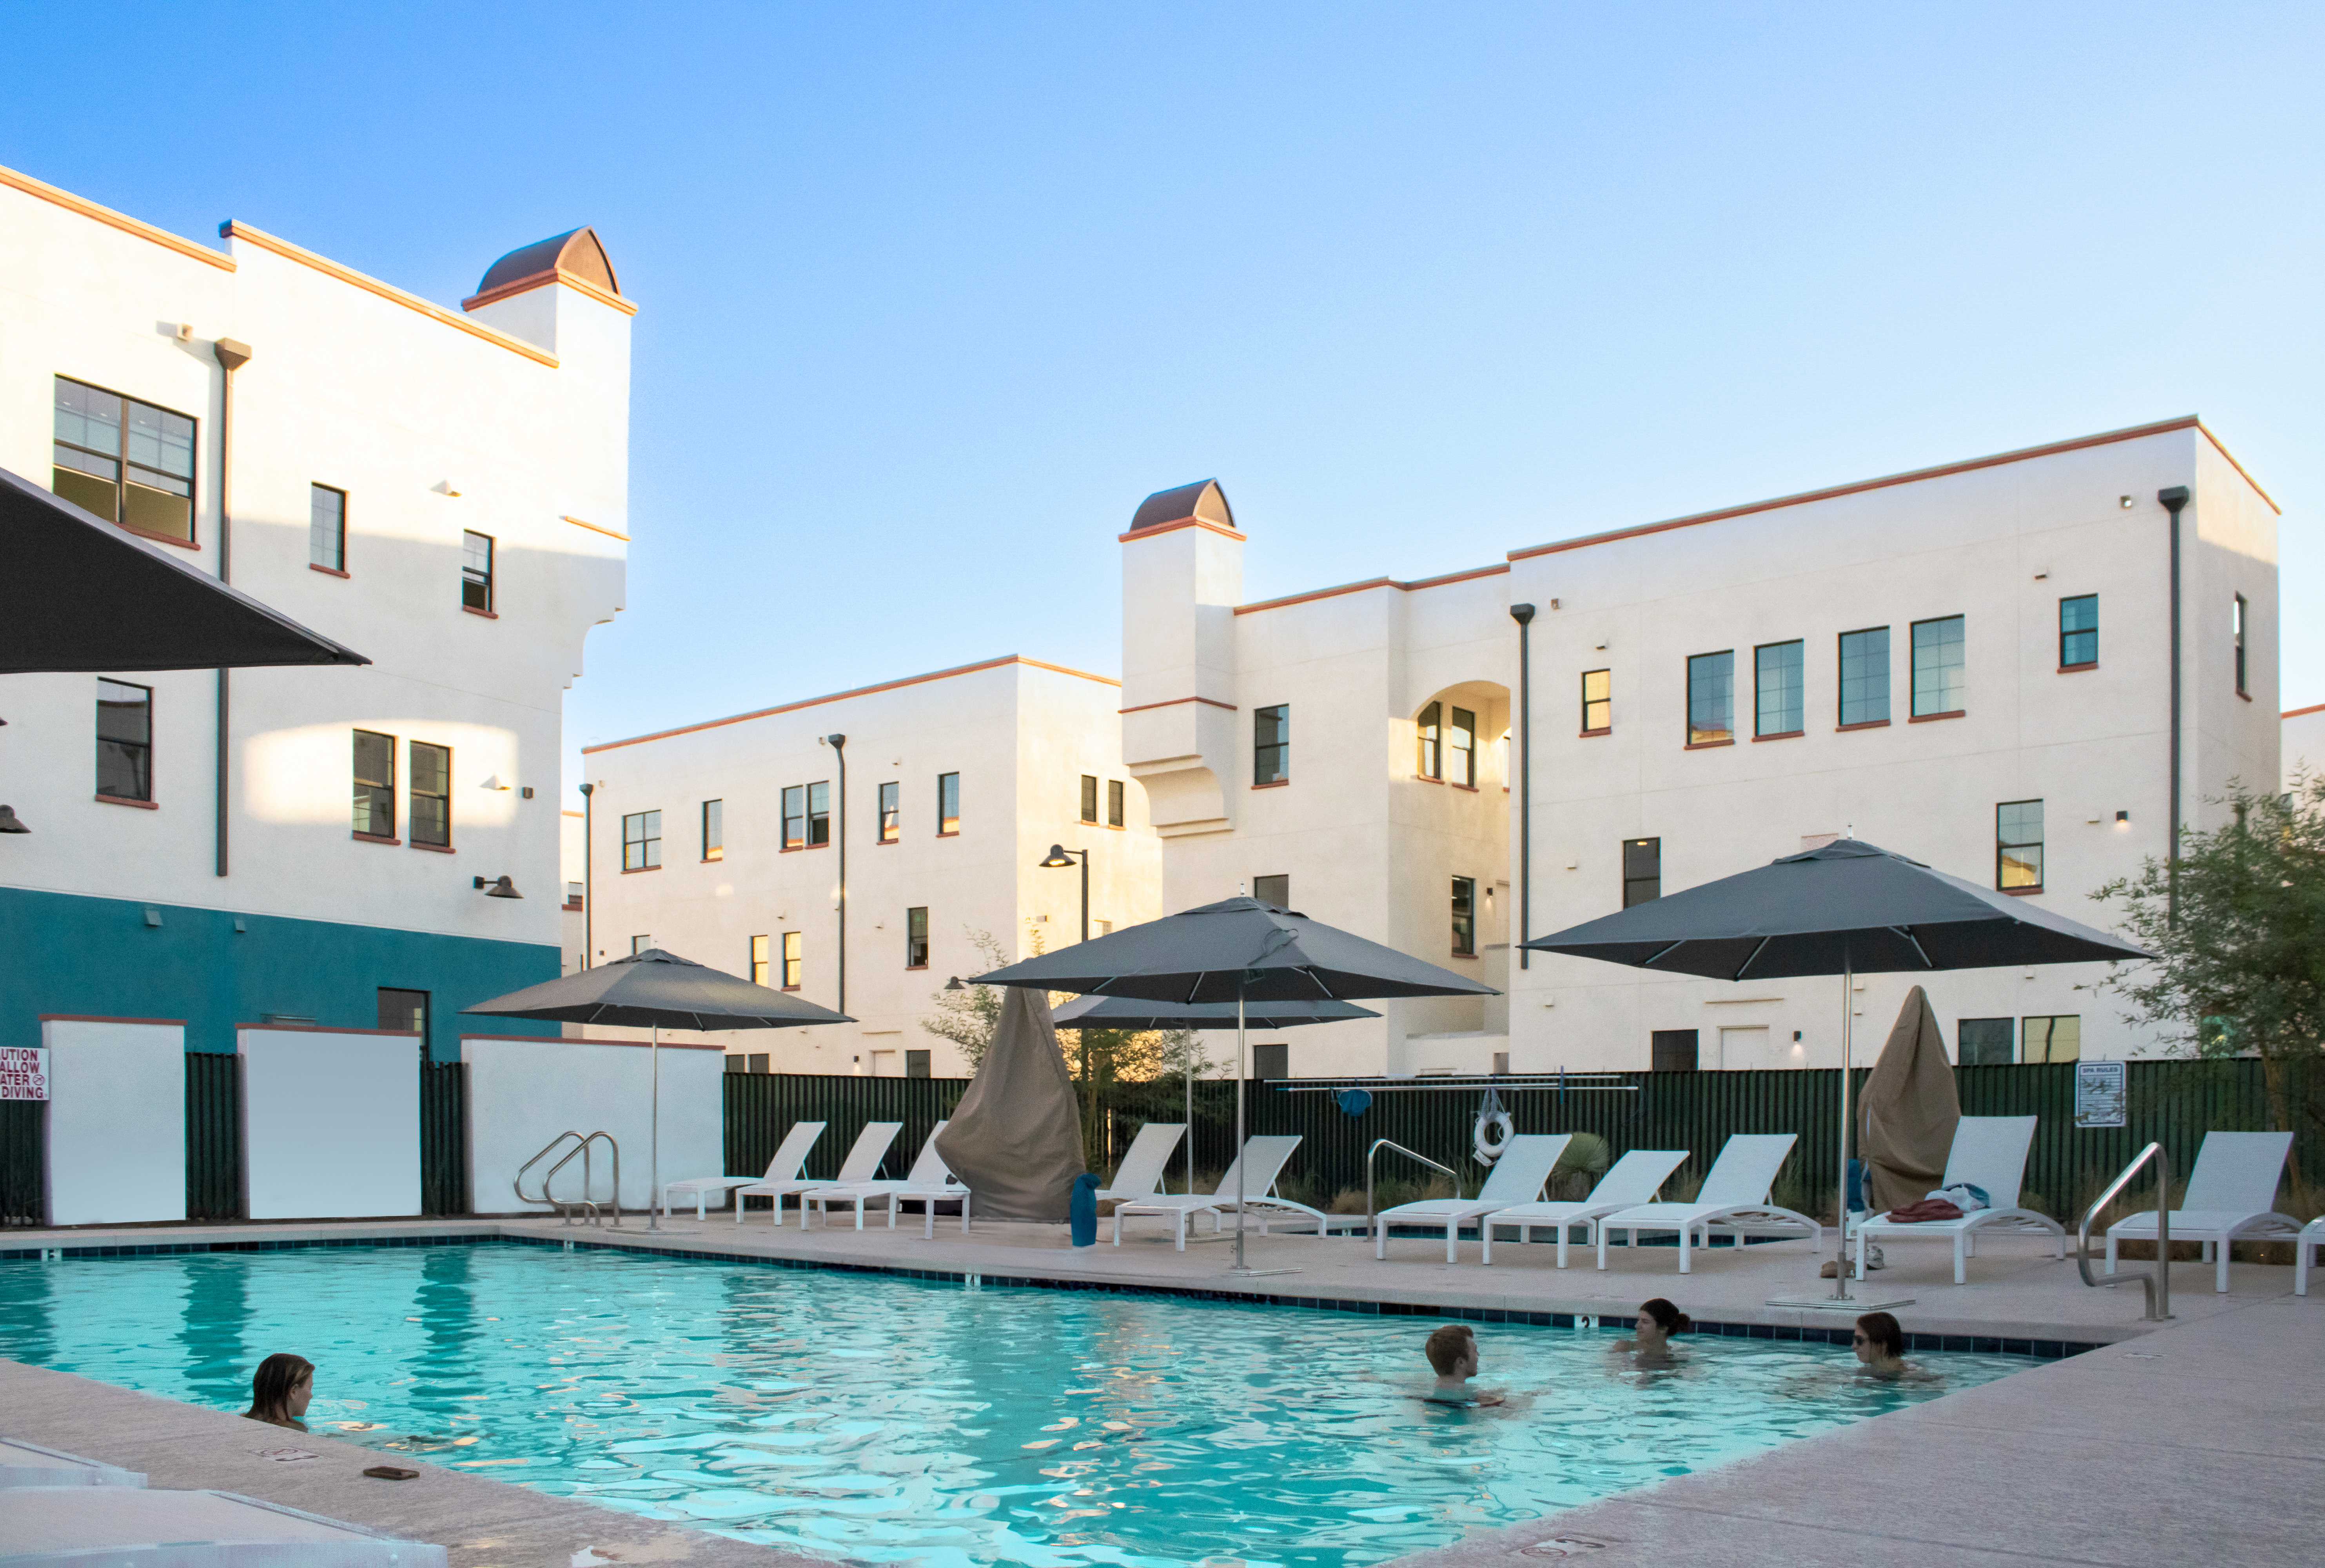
[1884,1199,1964,1224]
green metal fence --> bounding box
[0,1100,44,1226]
[420,1061,468,1216]
[724,1073,967,1206]
[185,1051,244,1221]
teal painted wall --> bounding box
[0,888,559,1062]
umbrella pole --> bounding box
[1185,1037,1195,1196]
[649,1023,661,1232]
[1830,962,1851,1301]
[1233,989,1247,1271]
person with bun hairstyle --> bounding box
[1611,1298,1692,1364]
[242,1353,315,1431]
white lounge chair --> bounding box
[1113,1134,1311,1250]
[803,1121,961,1230]
[1374,1134,1571,1263]
[739,1120,899,1225]
[1097,1122,1185,1203]
[1478,1149,1691,1267]
[664,1120,825,1220]
[1595,1133,1817,1274]
[1848,1116,2064,1284]
[2297,1215,2323,1297]
[2106,1130,2299,1294]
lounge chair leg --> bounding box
[1853,1227,1865,1281]
[1954,1235,1967,1286]
[959,1194,971,1236]
[1111,1211,1122,1246]
[1678,1227,1692,1274]
[1175,1213,1186,1252]
[2105,1233,2118,1275]
[1597,1228,1609,1271]
[2218,1241,2231,1294]
[1447,1223,1459,1266]
[1482,1223,1494,1266]
[1556,1225,1568,1270]
[1375,1216,1386,1261]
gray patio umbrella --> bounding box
[975,897,1494,1271]
[465,948,854,1230]
[1522,837,2150,1300]
[1,465,368,673]
[1051,994,1381,1196]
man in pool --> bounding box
[1422,1324,1503,1405]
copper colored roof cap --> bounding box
[1129,478,1235,534]
[473,226,619,298]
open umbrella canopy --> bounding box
[464,948,854,1030]
[973,897,1498,1003]
[1521,838,2151,977]
[1050,994,1379,1031]
[1,464,369,673]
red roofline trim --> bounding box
[1118,517,1247,545]
[462,267,639,318]
[1234,563,1509,617]
[2285,702,2325,720]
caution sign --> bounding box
[0,1046,48,1100]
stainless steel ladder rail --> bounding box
[1366,1138,1463,1227]
[2078,1140,2171,1321]
[516,1130,623,1228]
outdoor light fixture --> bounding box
[2120,495,2135,508]
[1039,844,1076,868]
[0,805,28,834]
[945,976,966,992]
[2116,810,2131,824]
[473,875,523,899]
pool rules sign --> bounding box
[0,1046,47,1100]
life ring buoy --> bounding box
[1474,1110,1516,1164]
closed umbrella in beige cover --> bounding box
[1858,985,1960,1213]
[935,986,1086,1221]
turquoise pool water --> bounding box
[0,1243,2024,1566]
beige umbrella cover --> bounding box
[934,986,1087,1221]
[1858,985,1961,1213]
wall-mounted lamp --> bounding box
[473,875,523,899]
[945,976,966,992]
[0,804,29,835]
[2116,810,2131,825]
[433,480,463,497]
[478,774,512,791]
[2119,495,2135,509]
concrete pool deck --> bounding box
[5,1211,2318,1565]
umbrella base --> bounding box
[1223,1265,1303,1278]
[1765,1293,1916,1311]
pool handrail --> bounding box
[1367,1139,1463,1225]
[2077,1141,2170,1321]
[518,1130,623,1228]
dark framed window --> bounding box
[622,809,661,871]
[96,679,153,802]
[906,1049,931,1079]
[878,781,900,843]
[748,1053,771,1074]
[310,484,347,572]
[409,741,450,848]
[1253,1042,1289,1080]
[353,728,396,837]
[1996,799,2042,891]
[378,988,429,1036]
[1686,652,1733,745]
[566,881,584,908]
[781,931,802,989]
[1416,701,1441,779]
[1253,873,1289,908]
[2059,595,2098,668]
[631,934,653,956]
[1838,626,1890,726]
[1623,837,1661,907]
[1957,1017,2013,1066]
[806,782,830,847]
[1451,876,1476,956]
[1448,706,1476,786]
[783,785,806,850]
[702,799,723,860]
[1254,704,1289,785]
[906,906,929,968]
[2022,1014,2080,1064]
[750,934,770,986]
[937,772,960,834]
[1650,1029,1699,1073]
[461,530,494,612]
[1107,779,1125,828]
[2233,594,2248,695]
[1581,669,1612,734]
[1755,640,1804,737]
[1911,615,1966,716]
[1080,774,1099,824]
[53,377,196,543]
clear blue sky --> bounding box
[7,4,2319,799]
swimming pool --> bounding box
[0,1241,2026,1566]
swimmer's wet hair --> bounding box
[1639,1298,1693,1334]
[1424,1323,1477,1375]
[1856,1311,1904,1359]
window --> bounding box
[750,934,770,986]
[1107,779,1125,828]
[409,741,450,848]
[748,1053,771,1074]
[1581,669,1612,734]
[622,809,662,871]
[566,881,584,909]
[1755,640,1804,737]
[2022,1014,2081,1064]
[1958,1018,2014,1066]
[1997,800,2043,891]
[702,799,723,861]
[1650,1029,1699,1073]
[781,931,802,989]
[725,1054,746,1074]
[906,906,929,968]
[1080,774,1099,824]
[96,680,152,802]
[1416,701,1441,779]
[1623,837,1661,907]
[1253,873,1290,908]
[461,531,495,613]
[631,934,653,956]
[2233,594,2248,695]
[1253,1042,1289,1080]
[1686,652,1734,745]
[906,1049,931,1079]
[1095,919,1113,937]
[1911,615,1966,717]
[1254,704,1289,785]
[878,781,900,843]
[1451,876,1476,956]
[53,377,196,543]
[310,484,347,572]
[937,772,960,834]
[2059,595,2098,668]
[804,781,831,849]
[377,989,428,1036]
[783,786,806,850]
[1448,706,1476,786]
[352,728,396,837]
[1838,626,1890,726]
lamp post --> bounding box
[1040,843,1094,1160]
[578,782,594,969]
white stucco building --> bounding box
[2284,702,2325,792]
[1120,419,2281,1075]
[578,655,1163,1075]
[0,162,630,1063]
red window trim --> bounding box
[119,523,201,551]
[562,899,584,911]
[875,838,898,846]
[936,829,961,837]
[462,606,499,620]
[701,853,723,863]
[1908,710,1966,724]
[1413,775,1443,786]
[2058,661,2097,674]
[1999,885,2044,897]
[782,984,802,993]
[1447,951,1480,960]
[95,793,158,809]
[621,863,662,873]
[904,964,929,972]
[1579,727,1612,739]
[410,840,456,854]
[1251,779,1290,790]
[1683,737,1735,750]
[1836,719,1891,732]
[1449,782,1480,793]
[1752,730,1804,743]
[310,563,350,579]
[353,831,402,846]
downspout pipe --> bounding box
[211,338,252,879]
[2159,486,2189,925]
[579,782,595,969]
[826,733,847,1016]
[1508,603,1535,969]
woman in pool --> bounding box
[1851,1312,1931,1380]
[1610,1298,1692,1365]
[243,1353,316,1431]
